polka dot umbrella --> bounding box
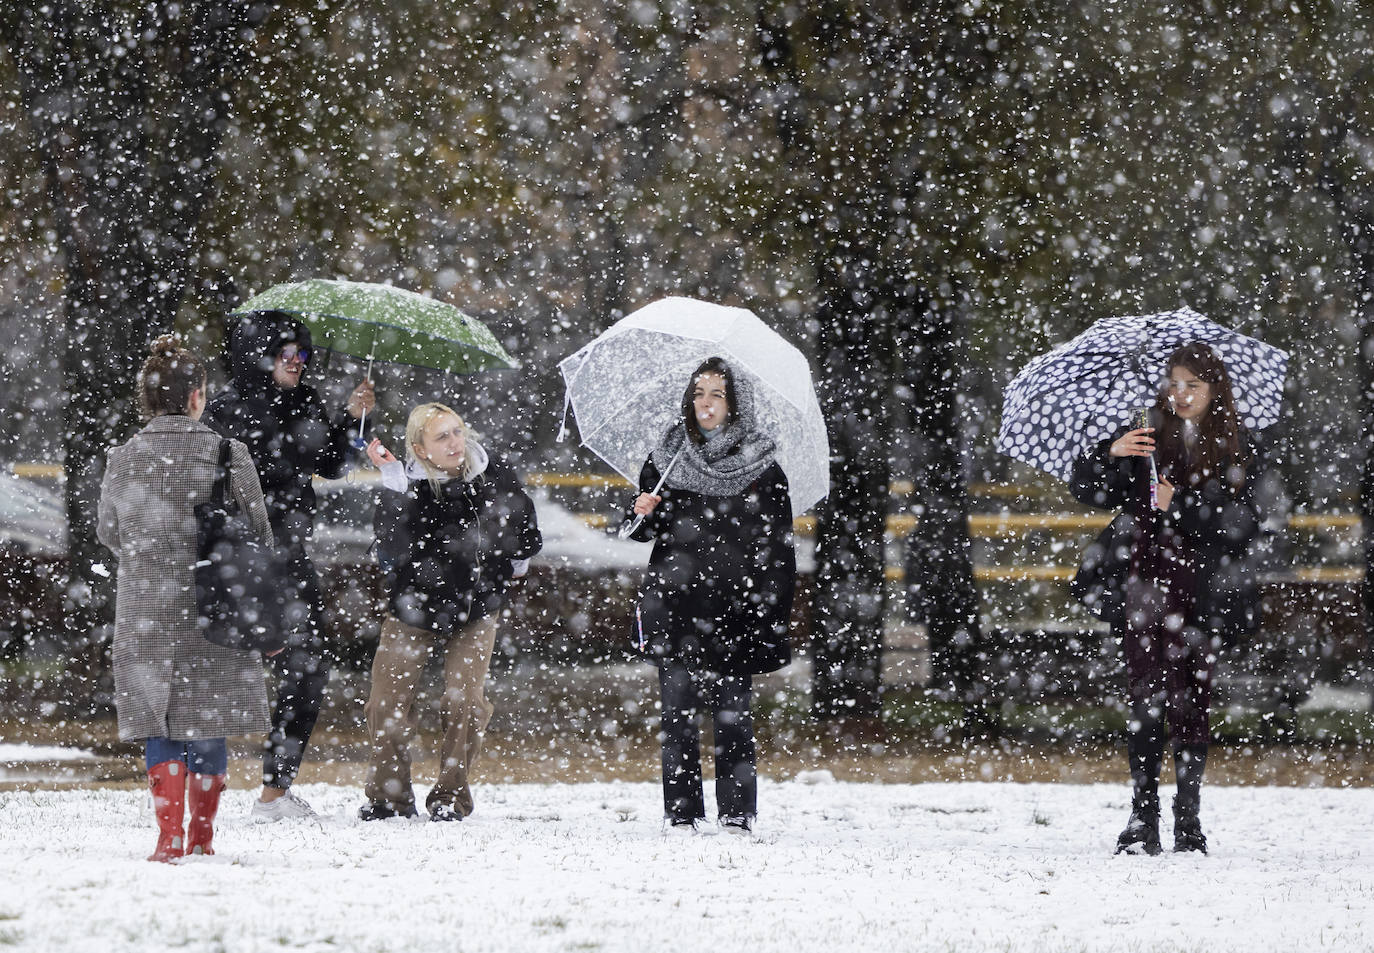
[995,306,1289,483]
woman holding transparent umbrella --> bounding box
[1070,342,1266,856]
[626,356,796,836]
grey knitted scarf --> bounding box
[650,367,777,496]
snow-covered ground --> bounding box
[0,743,95,762]
[0,779,1369,953]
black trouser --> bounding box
[262,546,331,790]
[658,659,756,821]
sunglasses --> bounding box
[280,344,312,365]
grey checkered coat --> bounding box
[97,415,273,742]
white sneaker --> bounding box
[250,791,317,822]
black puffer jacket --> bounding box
[204,311,356,547]
[373,451,541,636]
[629,457,795,676]
[1069,425,1265,639]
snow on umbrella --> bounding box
[233,278,518,374]
[996,306,1289,482]
[558,296,830,519]
[233,278,518,435]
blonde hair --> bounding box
[405,402,475,490]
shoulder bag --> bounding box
[194,440,289,653]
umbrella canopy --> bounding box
[231,278,518,374]
[996,306,1289,482]
[559,296,830,515]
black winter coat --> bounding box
[1069,426,1264,640]
[374,456,541,636]
[629,458,795,676]
[204,312,356,547]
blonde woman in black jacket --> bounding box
[358,403,540,823]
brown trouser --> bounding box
[364,614,498,816]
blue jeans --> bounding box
[145,737,228,775]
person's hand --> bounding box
[346,379,376,420]
[1155,475,1175,511]
[1109,427,1155,458]
[633,493,662,516]
[366,438,397,468]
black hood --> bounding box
[227,310,313,398]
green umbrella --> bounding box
[232,278,519,375]
[233,278,519,438]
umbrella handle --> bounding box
[618,448,682,540]
[356,342,376,444]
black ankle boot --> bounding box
[1115,713,1165,856]
[1172,743,1208,854]
[1116,792,1162,855]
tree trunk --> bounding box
[809,257,891,719]
[1349,239,1374,677]
[3,0,266,710]
[899,291,989,734]
[754,3,919,721]
[1312,116,1374,684]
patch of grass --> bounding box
[533,916,567,934]
[1212,707,1374,746]
[873,687,1374,748]
[924,806,989,815]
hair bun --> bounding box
[149,333,183,358]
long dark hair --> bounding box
[139,334,206,420]
[1152,342,1250,491]
[681,357,738,445]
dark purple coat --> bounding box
[1069,426,1264,641]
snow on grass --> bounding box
[0,780,1369,953]
[0,743,96,762]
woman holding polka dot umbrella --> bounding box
[997,309,1287,857]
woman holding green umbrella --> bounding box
[205,310,375,820]
[213,278,517,819]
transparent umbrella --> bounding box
[558,296,830,523]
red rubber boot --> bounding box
[186,773,226,856]
[147,761,186,863]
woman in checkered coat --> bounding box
[97,335,273,862]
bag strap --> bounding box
[211,439,233,507]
